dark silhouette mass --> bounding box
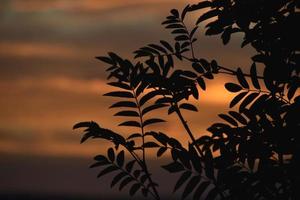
[74,0,300,199]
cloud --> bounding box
[0,0,254,159]
[10,77,110,94]
[0,42,82,58]
[9,0,191,13]
[0,74,233,157]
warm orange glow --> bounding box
[0,42,86,58]
[11,0,197,12]
[0,0,250,159]
[0,75,232,157]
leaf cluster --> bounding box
[74,1,300,200]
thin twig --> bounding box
[174,103,204,158]
[131,88,161,200]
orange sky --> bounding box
[0,1,262,197]
[0,0,256,158]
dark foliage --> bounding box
[74,0,299,199]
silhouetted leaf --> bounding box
[155,97,173,104]
[249,94,269,112]
[181,70,198,78]
[221,27,232,45]
[172,29,187,34]
[109,101,137,108]
[107,148,115,162]
[196,9,219,25]
[195,136,211,146]
[143,118,166,127]
[94,155,108,162]
[157,147,168,157]
[175,35,189,41]
[148,44,167,53]
[146,58,161,75]
[119,121,141,128]
[225,83,243,92]
[177,151,191,169]
[111,172,127,188]
[211,60,218,72]
[182,175,201,199]
[206,26,224,35]
[107,82,131,90]
[203,72,214,79]
[129,183,142,196]
[190,26,198,38]
[193,181,210,200]
[162,19,180,25]
[151,132,169,146]
[189,145,202,173]
[127,133,142,140]
[199,59,210,71]
[218,114,238,127]
[230,92,248,108]
[96,56,113,65]
[162,162,184,173]
[160,40,174,53]
[135,82,148,97]
[263,79,274,94]
[166,24,184,29]
[181,41,190,49]
[181,4,190,20]
[139,90,162,106]
[250,63,260,89]
[171,9,179,18]
[174,171,192,192]
[228,111,247,125]
[197,77,206,90]
[239,93,260,112]
[80,133,92,144]
[116,150,125,167]
[252,54,267,63]
[169,138,182,149]
[193,63,204,74]
[204,149,214,179]
[125,160,136,173]
[168,105,176,115]
[237,68,249,89]
[143,142,160,148]
[104,91,134,98]
[73,121,92,129]
[189,1,211,11]
[119,177,134,190]
[179,103,198,112]
[114,110,139,117]
[142,104,168,116]
[175,42,181,55]
[140,47,160,55]
[97,166,118,178]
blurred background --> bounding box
[0,0,255,199]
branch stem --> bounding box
[131,89,160,200]
[174,103,204,158]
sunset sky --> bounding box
[0,0,255,198]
